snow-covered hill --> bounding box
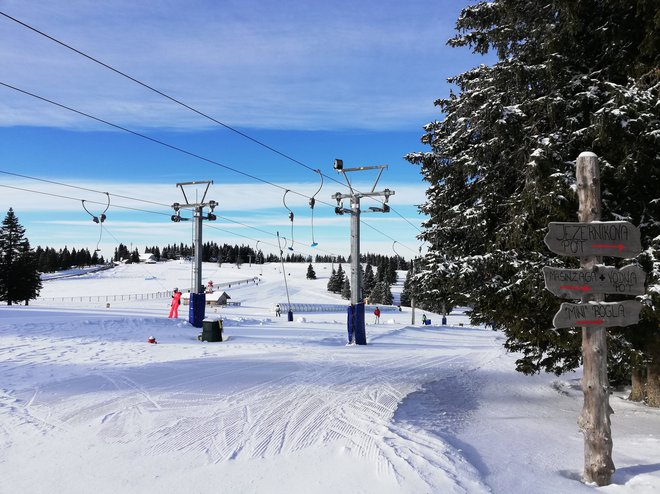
[1,261,658,493]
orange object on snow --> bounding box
[169,289,182,318]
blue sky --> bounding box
[0,0,488,260]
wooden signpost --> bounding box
[543,265,645,298]
[552,300,642,329]
[544,221,642,258]
[544,152,645,487]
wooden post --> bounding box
[575,151,615,485]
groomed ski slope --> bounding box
[0,261,658,493]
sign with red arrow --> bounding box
[552,300,642,329]
[543,265,646,299]
[544,221,641,258]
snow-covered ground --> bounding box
[1,261,659,493]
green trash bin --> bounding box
[201,319,223,342]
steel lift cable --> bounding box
[0,12,421,235]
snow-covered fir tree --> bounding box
[400,268,414,307]
[387,257,398,284]
[327,264,345,294]
[306,263,317,280]
[406,0,660,401]
[326,267,336,292]
[341,278,351,300]
[0,209,42,305]
[363,264,376,297]
[369,281,393,306]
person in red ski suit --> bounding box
[374,307,381,324]
[169,288,182,318]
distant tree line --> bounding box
[138,243,411,270]
[35,246,105,273]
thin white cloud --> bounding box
[0,178,427,213]
[0,176,426,256]
[0,0,478,131]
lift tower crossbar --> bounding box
[332,159,395,345]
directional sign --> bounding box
[552,300,641,328]
[543,265,646,299]
[544,221,642,258]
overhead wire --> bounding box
[1,169,321,249]
[0,10,422,235]
[0,169,338,254]
[99,224,175,292]
[0,82,316,204]
[0,183,171,216]
[0,81,420,253]
[0,181,346,259]
[0,169,169,207]
[4,180,412,262]
[0,11,346,187]
[360,221,418,254]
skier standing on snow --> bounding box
[275,303,281,317]
[374,307,381,324]
[169,288,182,318]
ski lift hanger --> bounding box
[81,192,110,252]
[309,170,323,247]
[282,189,295,251]
[82,192,110,224]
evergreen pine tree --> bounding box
[306,263,317,280]
[341,278,351,300]
[382,283,393,305]
[60,247,71,269]
[369,281,393,305]
[35,246,46,272]
[400,268,414,307]
[0,209,42,305]
[331,264,345,293]
[368,282,383,304]
[363,264,376,296]
[327,267,337,293]
[375,259,386,283]
[46,248,57,272]
[387,257,398,285]
[406,0,660,391]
